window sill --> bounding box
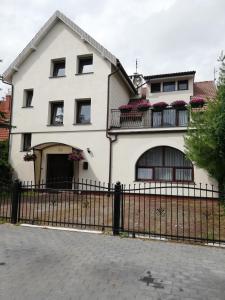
[47,124,64,127]
[150,89,188,94]
[135,180,195,184]
[49,75,66,79]
[73,123,92,125]
[75,72,94,76]
[21,106,34,108]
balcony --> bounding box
[110,108,189,130]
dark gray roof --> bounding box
[144,71,196,81]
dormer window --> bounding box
[163,81,175,92]
[77,55,93,74]
[51,59,65,77]
[178,80,188,90]
[151,82,161,93]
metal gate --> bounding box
[0,179,225,245]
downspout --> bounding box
[106,68,120,189]
[0,77,13,162]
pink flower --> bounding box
[68,150,84,161]
[119,104,133,111]
[171,100,187,108]
[152,102,168,110]
[190,98,206,108]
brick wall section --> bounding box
[0,94,11,141]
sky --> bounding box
[0,0,225,97]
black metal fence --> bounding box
[0,179,225,245]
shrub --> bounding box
[0,141,12,183]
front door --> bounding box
[46,154,73,189]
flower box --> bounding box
[152,102,168,111]
[190,98,206,108]
[23,153,36,162]
[171,100,187,109]
[137,103,151,111]
[68,150,84,161]
[118,104,133,113]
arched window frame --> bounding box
[135,146,194,182]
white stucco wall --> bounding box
[148,77,194,104]
[111,132,216,189]
[11,20,112,133]
[108,69,132,127]
[10,131,109,183]
[9,20,126,183]
[109,70,132,110]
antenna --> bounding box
[135,59,138,74]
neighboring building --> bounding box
[0,93,11,141]
[2,11,217,187]
[192,80,217,101]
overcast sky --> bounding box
[1,0,225,97]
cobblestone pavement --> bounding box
[0,224,225,300]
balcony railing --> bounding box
[110,108,189,129]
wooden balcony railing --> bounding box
[110,108,189,129]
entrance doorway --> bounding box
[46,154,73,189]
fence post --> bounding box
[113,181,121,235]
[11,180,21,224]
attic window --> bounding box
[151,83,161,93]
[163,81,175,92]
[51,59,65,77]
[178,80,188,90]
[77,55,93,74]
[24,89,33,107]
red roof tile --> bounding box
[192,81,217,100]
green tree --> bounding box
[0,106,12,183]
[185,52,225,200]
[0,141,12,183]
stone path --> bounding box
[0,224,225,300]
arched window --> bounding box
[136,146,193,182]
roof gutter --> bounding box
[106,67,120,190]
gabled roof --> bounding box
[144,71,196,81]
[3,10,119,83]
[192,81,217,100]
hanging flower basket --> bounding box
[23,153,36,162]
[68,150,84,161]
[171,100,187,110]
[190,98,206,108]
[137,103,151,111]
[118,104,133,113]
[152,102,168,111]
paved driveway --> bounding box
[0,224,225,300]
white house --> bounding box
[3,11,217,188]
